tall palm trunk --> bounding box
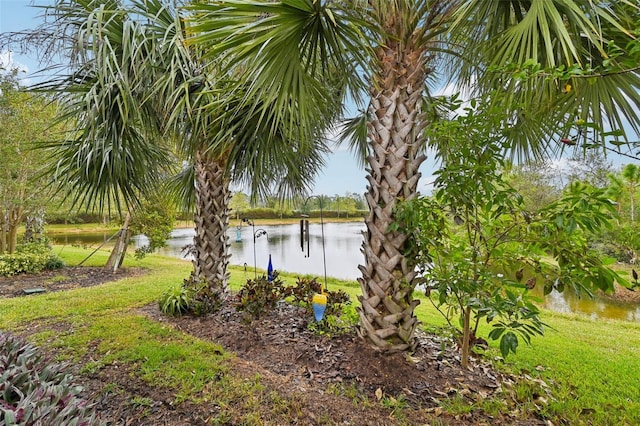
[358,27,428,352]
[190,151,231,301]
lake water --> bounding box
[146,222,367,281]
[50,222,640,322]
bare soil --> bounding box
[599,283,640,304]
[0,266,147,298]
[1,267,547,425]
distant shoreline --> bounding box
[46,217,365,234]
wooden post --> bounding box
[104,212,131,273]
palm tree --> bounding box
[34,0,333,304]
[190,0,640,351]
[618,164,640,223]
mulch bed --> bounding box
[0,266,146,298]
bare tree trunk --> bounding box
[7,207,23,254]
[357,18,429,353]
[461,306,472,368]
[189,151,231,303]
[0,211,7,254]
[105,212,131,273]
[23,208,45,244]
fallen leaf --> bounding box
[375,387,383,400]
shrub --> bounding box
[236,272,292,320]
[0,242,64,276]
[290,277,351,317]
[0,331,100,425]
[307,303,359,336]
[159,284,193,316]
[158,278,224,317]
[186,280,222,316]
[289,276,323,308]
[289,277,354,334]
[130,192,177,259]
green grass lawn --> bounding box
[1,246,639,424]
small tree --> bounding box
[0,70,57,253]
[129,191,177,259]
[506,161,561,211]
[393,102,626,367]
[229,192,250,220]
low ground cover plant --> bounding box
[160,271,356,334]
[0,331,99,425]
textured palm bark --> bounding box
[358,27,428,352]
[190,151,231,301]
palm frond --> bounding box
[187,0,366,141]
[33,0,175,213]
[339,111,369,169]
[165,160,197,213]
[447,0,640,160]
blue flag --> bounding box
[267,254,274,282]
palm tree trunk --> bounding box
[189,151,231,302]
[357,36,427,352]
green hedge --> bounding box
[0,243,64,276]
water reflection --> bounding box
[49,222,640,322]
[533,285,640,322]
[146,222,366,281]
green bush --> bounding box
[307,303,358,336]
[236,272,293,320]
[159,284,193,316]
[290,277,351,316]
[130,192,177,259]
[0,331,100,425]
[159,278,223,317]
[291,277,353,335]
[0,242,64,276]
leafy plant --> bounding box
[290,277,351,317]
[236,272,291,320]
[307,304,359,336]
[289,276,323,308]
[393,99,626,366]
[185,278,224,316]
[0,242,64,276]
[130,191,177,259]
[0,331,101,425]
[159,284,193,316]
[290,277,355,334]
[159,277,224,317]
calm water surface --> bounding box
[50,222,640,322]
[150,222,366,281]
